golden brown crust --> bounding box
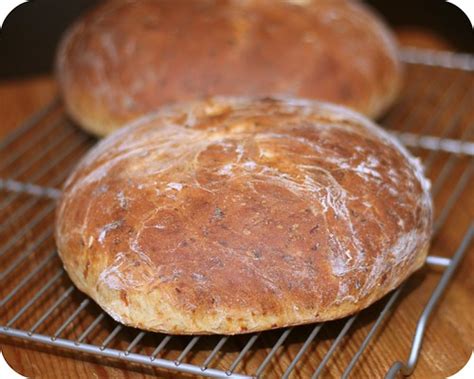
[56,0,402,136]
[55,97,432,334]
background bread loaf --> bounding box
[55,97,432,334]
[56,0,403,136]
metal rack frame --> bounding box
[0,48,473,378]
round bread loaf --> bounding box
[56,0,402,136]
[55,97,432,334]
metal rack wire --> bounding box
[0,48,473,378]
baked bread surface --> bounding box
[55,97,432,334]
[56,0,402,136]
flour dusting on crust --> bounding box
[56,97,432,334]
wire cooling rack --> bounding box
[0,48,473,378]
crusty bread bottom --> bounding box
[58,243,428,335]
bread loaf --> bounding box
[56,0,402,136]
[55,97,432,334]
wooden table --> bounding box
[0,45,473,378]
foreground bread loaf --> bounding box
[56,0,402,136]
[55,97,432,334]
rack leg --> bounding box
[385,224,473,378]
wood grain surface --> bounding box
[0,40,473,378]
